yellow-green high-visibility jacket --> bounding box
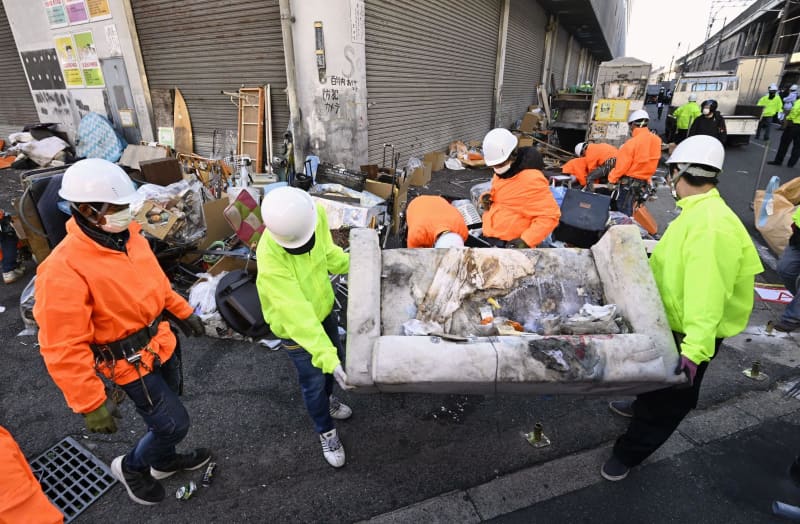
[757,94,783,117]
[256,204,349,373]
[793,206,800,227]
[673,101,701,130]
[649,189,763,365]
[787,99,800,124]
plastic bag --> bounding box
[445,157,465,170]
[758,175,781,228]
[132,179,206,245]
[406,156,423,172]
[189,271,228,315]
[19,276,37,335]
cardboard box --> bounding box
[517,136,534,148]
[364,178,394,200]
[408,162,432,187]
[424,152,446,172]
[135,201,180,240]
[519,112,544,133]
[138,157,183,186]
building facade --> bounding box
[0,0,627,169]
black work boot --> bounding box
[111,456,165,505]
[150,448,212,479]
[790,457,800,486]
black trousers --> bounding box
[774,124,800,166]
[613,337,723,468]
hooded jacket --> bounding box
[256,204,349,373]
[34,220,194,414]
[406,195,468,248]
[650,189,762,364]
[608,127,662,183]
[561,143,619,186]
[482,167,561,247]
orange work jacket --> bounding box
[561,143,619,186]
[482,169,561,247]
[0,426,63,523]
[34,220,194,414]
[608,127,662,183]
[406,195,468,248]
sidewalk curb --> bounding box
[360,386,800,523]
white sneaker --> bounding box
[3,267,24,284]
[328,395,352,420]
[319,429,346,468]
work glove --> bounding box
[674,355,698,386]
[479,193,492,212]
[83,400,119,434]
[185,314,205,337]
[333,364,354,391]
[505,238,528,249]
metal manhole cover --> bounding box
[30,436,117,523]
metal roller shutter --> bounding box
[567,43,580,86]
[130,0,289,158]
[0,3,38,138]
[365,0,501,165]
[499,0,547,128]
[551,25,569,89]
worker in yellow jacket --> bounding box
[670,94,701,144]
[256,187,353,469]
[602,135,763,481]
[756,83,783,141]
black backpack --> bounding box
[214,270,272,338]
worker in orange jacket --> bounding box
[598,109,663,215]
[606,109,662,184]
[562,141,619,186]
[34,159,210,506]
[0,426,63,523]
[480,129,561,247]
[406,195,468,248]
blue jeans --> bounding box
[121,354,190,472]
[1,234,18,272]
[282,312,343,434]
[778,243,800,323]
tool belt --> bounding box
[90,314,162,364]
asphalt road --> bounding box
[2,109,800,523]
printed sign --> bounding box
[54,35,83,87]
[595,99,630,122]
[65,0,89,24]
[74,31,104,87]
[86,0,111,20]
[44,0,69,28]
[21,49,67,90]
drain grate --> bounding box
[29,436,117,523]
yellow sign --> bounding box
[54,35,83,87]
[86,0,111,20]
[595,99,630,122]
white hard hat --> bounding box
[688,94,698,102]
[769,83,779,91]
[574,142,587,157]
[666,135,724,173]
[59,158,138,204]
[628,109,650,124]
[434,232,464,248]
[261,186,317,249]
[482,128,518,166]
[791,84,798,92]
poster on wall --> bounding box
[74,31,104,87]
[86,0,111,21]
[54,35,84,87]
[65,0,89,24]
[44,0,69,29]
[21,49,67,90]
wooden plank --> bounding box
[173,88,194,154]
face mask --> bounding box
[493,163,512,175]
[702,108,711,116]
[100,207,132,233]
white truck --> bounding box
[668,55,786,145]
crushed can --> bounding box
[175,481,197,500]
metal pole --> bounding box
[751,136,772,210]
[279,0,302,170]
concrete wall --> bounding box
[2,0,153,143]
[290,0,368,169]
